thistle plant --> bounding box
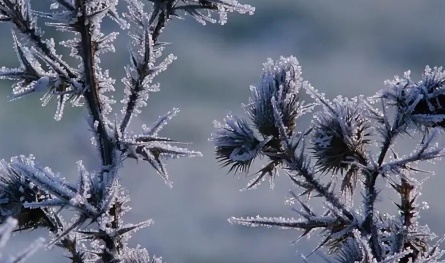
[213,57,445,262]
[0,0,253,262]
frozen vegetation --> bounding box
[1,1,445,263]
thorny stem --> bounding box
[283,144,355,222]
[120,9,170,133]
[363,130,394,261]
[77,1,173,260]
[289,163,354,221]
[399,178,414,229]
[152,9,168,45]
[119,75,143,133]
[76,1,115,169]
[398,178,419,263]
[75,0,119,261]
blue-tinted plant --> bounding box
[214,57,445,262]
[0,0,253,262]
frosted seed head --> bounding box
[311,98,370,176]
[247,56,306,138]
[212,114,262,173]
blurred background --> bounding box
[1,0,445,262]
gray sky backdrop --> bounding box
[1,1,445,262]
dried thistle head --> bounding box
[380,66,445,128]
[311,97,370,175]
[212,115,264,173]
[247,56,310,138]
[0,159,53,231]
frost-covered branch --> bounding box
[213,57,445,262]
[0,0,253,262]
